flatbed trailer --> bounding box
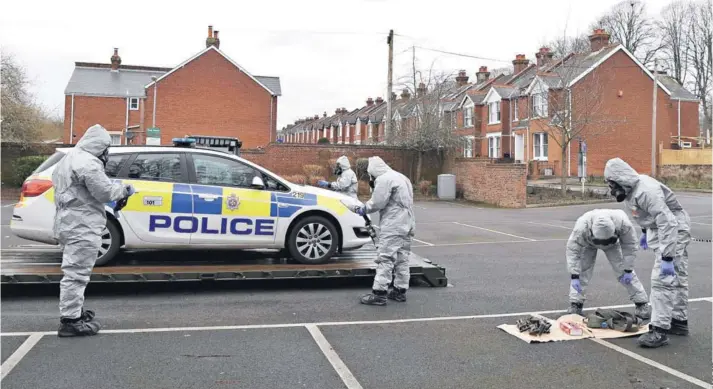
[0,246,447,286]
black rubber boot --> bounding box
[387,288,407,302]
[634,303,652,321]
[668,319,689,336]
[637,326,669,348]
[567,302,583,316]
[58,314,101,337]
[360,290,387,306]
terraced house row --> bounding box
[278,28,701,176]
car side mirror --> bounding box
[251,176,265,189]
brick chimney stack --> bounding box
[323,111,327,118]
[206,25,218,48]
[375,97,384,104]
[512,54,529,74]
[366,97,374,106]
[456,69,469,87]
[214,30,220,49]
[400,88,411,100]
[589,28,610,52]
[110,48,121,71]
[390,92,397,101]
[476,66,490,83]
[417,82,427,97]
[536,47,554,68]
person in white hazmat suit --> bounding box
[342,156,415,305]
[604,157,691,348]
[52,124,135,337]
[317,155,358,199]
[566,209,651,320]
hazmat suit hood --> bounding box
[367,156,391,178]
[76,124,112,157]
[592,214,616,240]
[604,158,640,196]
[336,156,351,170]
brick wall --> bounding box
[658,164,712,184]
[63,95,130,144]
[449,158,527,208]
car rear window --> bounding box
[32,151,66,174]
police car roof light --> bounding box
[172,137,197,148]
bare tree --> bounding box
[1,52,41,145]
[686,0,712,132]
[549,34,591,58]
[659,1,691,85]
[596,0,663,66]
[529,52,620,196]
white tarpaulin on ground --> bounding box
[497,313,649,344]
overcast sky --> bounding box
[1,0,675,130]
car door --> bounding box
[117,151,193,244]
[187,153,278,245]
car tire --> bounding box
[287,216,339,264]
[95,220,121,267]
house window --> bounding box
[129,97,139,110]
[368,123,373,139]
[534,133,548,160]
[489,102,501,124]
[323,128,327,138]
[451,111,457,129]
[488,135,501,158]
[464,136,474,158]
[109,134,121,145]
[533,93,548,118]
[513,101,519,122]
[356,122,361,136]
[463,106,474,127]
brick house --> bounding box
[63,26,282,149]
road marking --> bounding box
[306,325,363,389]
[2,203,17,208]
[0,333,43,381]
[690,221,712,226]
[690,215,712,219]
[412,238,434,246]
[590,338,712,389]
[444,201,482,209]
[527,221,572,230]
[2,297,710,337]
[411,239,567,248]
[452,222,536,241]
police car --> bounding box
[10,139,373,266]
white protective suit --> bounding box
[566,209,649,305]
[363,156,416,292]
[330,156,358,199]
[52,124,130,319]
[604,158,691,330]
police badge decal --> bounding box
[226,193,240,211]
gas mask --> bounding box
[333,165,343,176]
[368,175,375,189]
[607,180,627,202]
[592,236,619,246]
[98,148,109,168]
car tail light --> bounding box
[21,178,53,197]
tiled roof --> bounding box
[64,66,167,97]
[658,75,698,101]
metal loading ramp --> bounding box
[0,246,448,287]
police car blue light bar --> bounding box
[172,137,197,147]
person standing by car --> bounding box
[318,155,358,199]
[52,124,135,337]
[343,156,415,305]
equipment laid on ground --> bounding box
[515,315,551,336]
[583,309,643,333]
[559,321,584,336]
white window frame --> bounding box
[513,99,519,122]
[129,97,139,111]
[330,126,334,139]
[488,102,501,124]
[463,136,475,158]
[108,132,122,145]
[533,93,548,118]
[463,103,474,128]
[487,133,501,158]
[356,121,361,136]
[368,123,373,139]
[533,132,548,161]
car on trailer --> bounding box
[10,138,373,266]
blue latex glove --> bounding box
[639,233,648,250]
[619,272,634,285]
[317,180,329,188]
[660,258,675,278]
[353,206,366,216]
[571,279,583,294]
[125,184,135,196]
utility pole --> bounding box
[412,45,417,96]
[386,29,394,142]
[651,58,658,176]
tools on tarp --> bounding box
[515,315,552,336]
[583,309,644,332]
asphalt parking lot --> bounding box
[1,195,711,389]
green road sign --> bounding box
[147,127,160,138]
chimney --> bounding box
[375,97,384,104]
[589,28,610,52]
[417,82,427,97]
[314,115,319,120]
[456,69,469,87]
[213,30,220,49]
[391,92,397,101]
[476,66,490,83]
[323,111,327,118]
[512,54,529,74]
[400,88,411,100]
[206,25,218,48]
[536,47,554,68]
[335,109,342,115]
[110,48,121,71]
[366,97,374,106]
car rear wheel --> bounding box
[287,216,338,264]
[95,220,121,266]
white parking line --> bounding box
[452,222,536,241]
[3,297,710,337]
[1,203,17,208]
[690,215,712,219]
[527,221,572,230]
[307,325,363,389]
[690,221,712,226]
[0,333,43,381]
[412,238,434,246]
[411,238,567,248]
[444,201,483,209]
[590,338,712,389]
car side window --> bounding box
[105,154,130,177]
[127,153,183,182]
[192,154,261,189]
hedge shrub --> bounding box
[7,155,50,187]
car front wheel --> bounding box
[287,216,338,264]
[95,220,121,266]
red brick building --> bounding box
[64,26,281,148]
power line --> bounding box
[413,45,512,64]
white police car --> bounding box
[10,140,373,266]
